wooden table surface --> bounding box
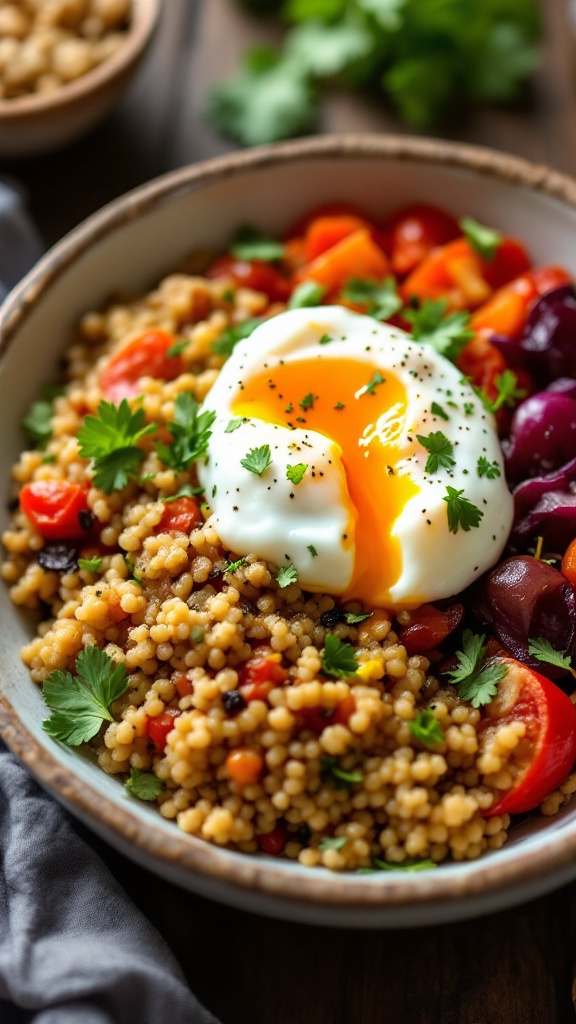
[6,1,576,1021]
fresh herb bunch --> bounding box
[210,0,542,145]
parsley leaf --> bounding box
[443,486,483,534]
[344,611,373,625]
[307,544,318,557]
[409,709,444,747]
[286,463,308,485]
[22,399,53,448]
[125,768,163,801]
[372,857,437,872]
[321,634,358,678]
[431,401,449,421]
[477,456,501,480]
[459,216,503,262]
[288,281,326,308]
[240,444,272,476]
[319,835,348,852]
[160,484,204,502]
[42,647,129,746]
[300,393,316,411]
[360,371,386,396]
[78,556,103,573]
[212,317,264,356]
[225,556,247,574]
[341,277,402,321]
[321,755,364,789]
[78,400,156,493]
[416,431,455,474]
[166,338,189,358]
[403,298,474,362]
[447,630,506,708]
[276,563,299,588]
[486,370,527,413]
[155,393,216,473]
[528,637,574,673]
[225,417,246,434]
[230,224,285,262]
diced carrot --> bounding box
[304,215,372,263]
[470,275,537,338]
[298,228,389,293]
[561,539,576,587]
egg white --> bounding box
[198,307,514,609]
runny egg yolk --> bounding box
[232,357,418,605]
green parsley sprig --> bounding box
[125,768,164,801]
[42,646,129,746]
[409,710,444,748]
[230,224,286,262]
[443,486,483,534]
[321,755,364,789]
[240,444,272,476]
[341,277,402,321]
[403,298,474,363]
[212,317,264,356]
[276,563,299,588]
[416,431,455,475]
[321,634,358,679]
[155,393,216,473]
[447,630,506,708]
[528,637,576,677]
[459,216,503,262]
[78,400,156,493]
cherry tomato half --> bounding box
[100,329,183,403]
[206,256,291,302]
[20,480,90,540]
[158,496,202,534]
[481,657,576,816]
[384,203,460,277]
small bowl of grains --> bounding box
[0,0,160,158]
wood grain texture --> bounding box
[6,2,576,1021]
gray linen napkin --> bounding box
[0,181,221,1024]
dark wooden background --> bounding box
[6,1,576,1021]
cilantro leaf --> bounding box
[416,431,455,474]
[212,317,264,356]
[286,463,308,485]
[341,277,402,321]
[477,456,501,480]
[409,709,444,747]
[288,281,326,308]
[459,216,503,262]
[225,556,247,574]
[155,393,215,473]
[528,637,573,673]
[431,401,449,421]
[443,486,483,534]
[321,634,358,679]
[486,370,526,413]
[42,646,129,746]
[125,768,163,801]
[447,630,506,708]
[276,563,299,588]
[403,298,474,362]
[240,444,272,476]
[230,225,286,262]
[360,371,386,396]
[319,835,348,852]
[321,755,364,789]
[78,556,103,573]
[22,399,53,448]
[225,417,246,434]
[78,400,156,493]
[166,339,189,358]
[344,611,373,625]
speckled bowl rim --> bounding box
[0,0,160,120]
[3,134,576,914]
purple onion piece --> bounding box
[504,391,576,482]
[520,286,576,382]
[546,377,576,399]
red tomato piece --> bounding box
[398,603,465,656]
[239,648,288,702]
[481,238,531,290]
[172,673,194,697]
[481,657,576,816]
[286,201,374,239]
[384,203,460,277]
[146,709,181,752]
[456,333,507,402]
[100,329,183,403]
[257,826,288,855]
[304,214,374,263]
[299,696,356,734]
[206,256,291,302]
[20,480,90,540]
[158,496,202,534]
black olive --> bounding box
[319,607,344,628]
[38,543,78,574]
[222,690,247,714]
[78,509,95,531]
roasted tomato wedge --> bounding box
[20,480,90,540]
[398,602,464,655]
[383,203,460,277]
[480,657,576,816]
[100,329,183,403]
[158,496,202,534]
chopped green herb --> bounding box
[42,454,57,464]
[459,216,502,262]
[487,370,527,413]
[225,417,246,434]
[409,709,444,747]
[307,544,318,557]
[240,444,272,476]
[166,338,189,358]
[403,298,474,362]
[477,456,501,480]
[42,646,129,746]
[124,553,142,585]
[321,755,364,789]
[22,399,53,448]
[286,463,308,485]
[155,393,216,473]
[276,563,299,588]
[430,401,449,421]
[318,835,348,852]
[299,392,316,411]
[443,486,483,534]
[288,281,326,308]
[78,556,103,573]
[230,224,286,262]
[321,633,358,679]
[344,611,373,625]
[334,401,345,410]
[416,431,455,474]
[447,629,506,708]
[319,333,333,345]
[160,484,204,503]
[372,857,437,872]
[77,399,156,493]
[190,627,205,644]
[225,556,247,573]
[212,317,264,355]
[125,768,163,801]
[341,277,402,321]
[528,637,574,673]
[361,370,386,396]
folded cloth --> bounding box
[0,181,221,1024]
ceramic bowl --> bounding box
[3,135,576,929]
[0,0,160,158]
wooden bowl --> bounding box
[2,135,576,927]
[0,0,160,158]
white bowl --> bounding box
[0,0,160,158]
[3,135,576,928]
